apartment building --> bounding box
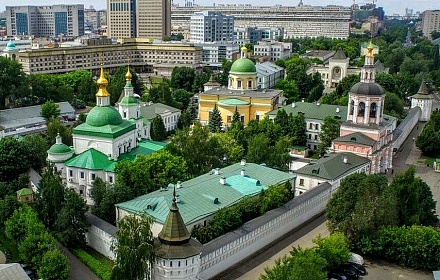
[253,41,292,61]
[190,11,234,43]
[13,39,203,78]
[172,4,351,39]
[422,10,440,39]
[6,5,85,37]
[234,27,284,45]
[193,43,239,67]
[107,0,171,39]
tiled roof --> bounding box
[116,163,294,225]
[0,263,31,280]
[411,81,433,100]
[295,152,370,180]
[333,132,376,147]
[139,103,181,121]
[267,101,347,121]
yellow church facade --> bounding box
[199,47,283,126]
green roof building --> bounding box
[116,161,295,236]
[295,152,370,195]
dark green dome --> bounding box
[48,143,72,155]
[230,58,256,73]
[86,106,123,127]
[119,96,138,106]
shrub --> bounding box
[72,248,112,280]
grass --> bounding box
[149,77,164,85]
[424,156,438,166]
[83,246,114,269]
[0,230,20,263]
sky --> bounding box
[0,0,438,15]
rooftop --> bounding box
[333,131,376,147]
[116,162,294,225]
[202,87,282,99]
[267,101,347,121]
[139,103,181,121]
[0,263,31,280]
[295,152,370,180]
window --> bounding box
[370,102,377,118]
[314,135,318,140]
[315,124,319,130]
[358,102,365,116]
[123,112,127,118]
[299,179,304,186]
[80,172,84,179]
[69,170,73,177]
[256,114,260,121]
[237,80,242,88]
[227,115,232,123]
[309,123,313,129]
[248,80,252,88]
[308,134,312,139]
[91,173,96,180]
[350,100,354,115]
[240,115,245,123]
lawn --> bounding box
[72,246,113,280]
[0,230,20,263]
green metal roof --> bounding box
[16,188,33,196]
[217,98,250,107]
[230,58,256,74]
[86,106,123,127]
[116,163,294,225]
[48,143,73,155]
[73,119,136,139]
[267,102,347,121]
[334,132,376,147]
[295,152,370,180]
[118,140,167,161]
[139,103,180,121]
[119,96,139,106]
[65,148,116,171]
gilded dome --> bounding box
[48,143,72,155]
[125,67,132,81]
[86,106,123,126]
[350,82,384,96]
[230,58,256,74]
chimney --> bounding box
[240,159,246,166]
[215,168,220,175]
[302,98,305,102]
[220,177,226,185]
[336,107,340,113]
[176,181,182,188]
[108,154,112,161]
[343,156,348,164]
[316,102,320,106]
[291,102,296,108]
[241,169,245,176]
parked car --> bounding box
[346,262,367,276]
[328,271,348,280]
[337,265,360,280]
[349,252,364,265]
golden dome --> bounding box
[241,46,248,52]
[366,41,374,58]
[96,66,110,97]
[125,66,132,81]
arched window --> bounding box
[248,80,252,88]
[358,102,365,116]
[350,100,354,115]
[237,80,242,88]
[370,102,377,118]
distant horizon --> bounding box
[0,0,439,16]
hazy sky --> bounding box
[0,0,439,15]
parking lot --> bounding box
[362,258,431,280]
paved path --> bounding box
[58,246,100,280]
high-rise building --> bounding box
[422,10,440,39]
[6,5,84,37]
[84,6,107,30]
[107,0,171,40]
[190,11,234,43]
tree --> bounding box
[0,56,29,109]
[177,110,192,129]
[107,66,144,105]
[41,100,61,120]
[19,231,57,268]
[389,166,437,226]
[275,79,299,103]
[416,111,440,156]
[111,214,155,280]
[37,250,70,280]
[36,166,65,230]
[0,137,31,182]
[217,59,233,86]
[317,116,341,156]
[5,205,46,242]
[314,233,351,270]
[150,115,167,141]
[208,104,223,132]
[172,89,192,110]
[432,31,440,40]
[170,66,195,92]
[274,109,289,132]
[289,113,307,146]
[90,182,131,225]
[260,183,292,213]
[246,133,270,164]
[384,91,404,117]
[56,189,89,248]
[46,118,73,146]
[212,133,245,165]
[0,195,20,225]
[22,134,48,172]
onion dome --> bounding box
[350,82,384,96]
[86,106,123,126]
[4,41,16,52]
[48,133,72,155]
[366,41,375,58]
[125,66,132,81]
[96,66,110,97]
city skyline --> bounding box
[0,0,438,15]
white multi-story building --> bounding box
[139,102,181,132]
[422,10,440,39]
[193,43,239,67]
[190,11,234,43]
[253,41,292,61]
[234,27,284,45]
[6,5,85,37]
[173,4,351,39]
[256,62,284,89]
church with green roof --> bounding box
[47,66,165,204]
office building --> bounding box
[173,4,351,39]
[107,0,171,39]
[6,5,85,37]
[193,43,239,67]
[253,41,292,61]
[234,27,284,45]
[190,11,234,43]
[422,10,440,39]
[84,7,107,30]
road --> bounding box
[216,121,438,280]
[59,245,100,280]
